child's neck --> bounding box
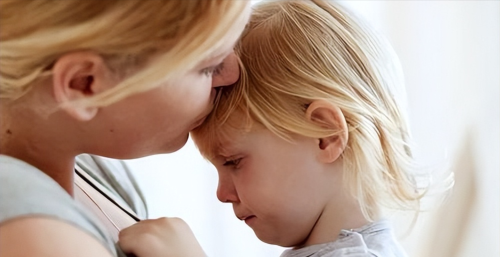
[297,192,379,248]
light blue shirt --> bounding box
[280,219,408,257]
[0,154,128,257]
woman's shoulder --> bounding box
[0,154,81,221]
[0,154,118,256]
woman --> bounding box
[0,0,251,256]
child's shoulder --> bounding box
[281,220,408,257]
[322,219,407,257]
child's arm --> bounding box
[119,217,206,257]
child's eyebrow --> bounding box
[216,145,232,157]
[215,139,240,157]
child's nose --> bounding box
[216,175,239,203]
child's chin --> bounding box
[254,232,299,248]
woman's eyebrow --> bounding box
[197,51,230,68]
[206,50,231,63]
[205,41,237,61]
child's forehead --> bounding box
[209,116,259,155]
[216,122,250,147]
[202,128,243,160]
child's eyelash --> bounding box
[201,62,224,77]
[223,157,242,167]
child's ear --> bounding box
[52,51,117,121]
[305,100,348,163]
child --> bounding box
[191,0,423,256]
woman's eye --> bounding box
[223,157,242,167]
[201,62,224,77]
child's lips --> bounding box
[238,215,256,225]
[244,215,256,225]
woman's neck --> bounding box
[1,104,78,196]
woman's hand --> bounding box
[118,217,206,257]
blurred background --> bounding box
[126,1,499,256]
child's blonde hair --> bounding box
[0,0,248,107]
[193,0,425,221]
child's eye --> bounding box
[201,62,224,77]
[223,157,242,167]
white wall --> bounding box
[342,2,500,256]
[127,1,500,256]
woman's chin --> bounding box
[189,116,208,131]
[107,132,190,159]
[162,133,190,153]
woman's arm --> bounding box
[0,217,114,257]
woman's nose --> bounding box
[212,52,240,88]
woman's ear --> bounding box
[305,100,348,163]
[52,51,117,121]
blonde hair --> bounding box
[192,0,424,220]
[0,0,248,106]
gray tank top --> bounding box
[0,154,126,257]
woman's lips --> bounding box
[210,88,218,103]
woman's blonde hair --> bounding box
[193,0,424,220]
[0,0,248,106]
